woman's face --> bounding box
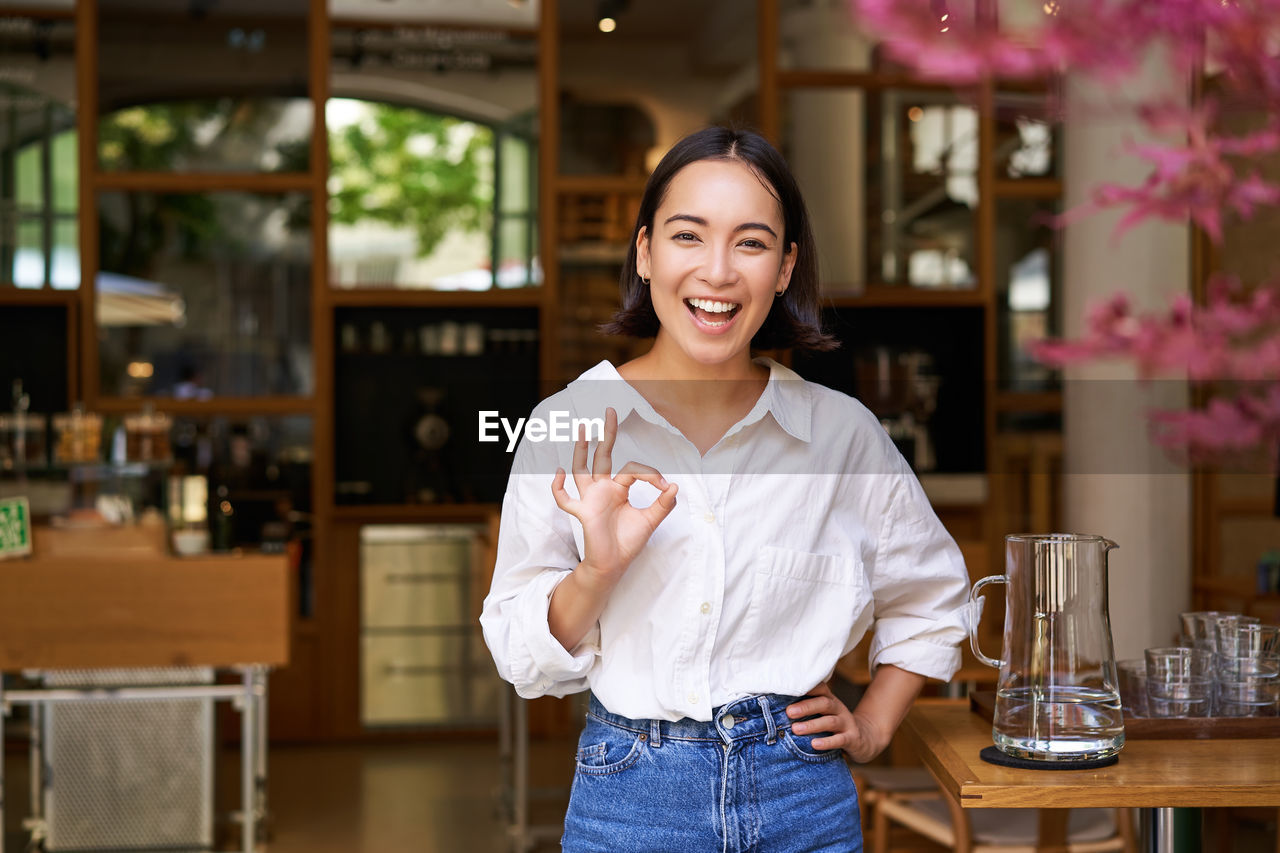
[636,158,797,370]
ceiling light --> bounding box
[598,17,617,32]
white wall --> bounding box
[1061,51,1192,660]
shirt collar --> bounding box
[567,356,812,444]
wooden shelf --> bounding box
[1193,575,1261,596]
[554,174,648,194]
[94,171,314,193]
[91,396,317,416]
[0,288,78,306]
[823,287,987,308]
[776,68,955,92]
[1212,496,1277,517]
[991,177,1063,199]
[994,390,1062,412]
[331,503,501,523]
[329,287,544,308]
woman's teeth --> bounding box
[685,297,741,327]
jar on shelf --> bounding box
[0,412,47,470]
[53,407,103,464]
[124,410,172,462]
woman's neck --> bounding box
[617,339,769,415]
[625,334,764,383]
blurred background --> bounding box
[0,0,1275,850]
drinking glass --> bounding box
[1145,647,1214,717]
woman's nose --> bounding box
[697,243,738,285]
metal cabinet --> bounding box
[359,524,501,727]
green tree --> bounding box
[327,103,493,258]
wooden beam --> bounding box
[75,0,98,408]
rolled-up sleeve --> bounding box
[479,425,601,699]
[867,468,979,682]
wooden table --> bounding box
[903,701,1280,851]
[0,541,289,853]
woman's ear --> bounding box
[635,226,651,280]
[777,240,798,294]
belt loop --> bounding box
[649,718,662,748]
[758,695,778,745]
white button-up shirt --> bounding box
[480,356,974,722]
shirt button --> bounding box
[720,713,735,729]
[699,602,711,614]
[688,692,699,705]
[703,512,716,524]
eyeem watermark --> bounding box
[478,411,605,452]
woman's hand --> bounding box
[551,406,679,592]
[785,681,890,765]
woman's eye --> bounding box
[741,239,767,249]
[673,232,698,242]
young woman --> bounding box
[481,127,972,853]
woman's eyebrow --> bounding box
[662,213,779,238]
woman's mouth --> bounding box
[684,297,742,330]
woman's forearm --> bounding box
[852,664,926,757]
[547,562,617,652]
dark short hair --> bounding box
[598,125,839,352]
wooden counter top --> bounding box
[904,701,1280,809]
[0,547,289,671]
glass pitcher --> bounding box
[970,534,1124,762]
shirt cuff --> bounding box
[869,598,982,681]
[511,570,599,695]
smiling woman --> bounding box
[482,126,977,853]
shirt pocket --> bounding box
[737,546,871,690]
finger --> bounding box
[612,461,668,491]
[809,731,851,752]
[639,482,678,526]
[550,468,581,516]
[591,407,617,479]
[786,694,835,720]
[570,431,591,495]
[791,714,841,735]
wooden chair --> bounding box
[854,766,1136,853]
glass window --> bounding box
[0,14,77,290]
[96,191,313,399]
[327,24,538,290]
[996,197,1060,392]
[995,87,1060,179]
[867,89,979,290]
[98,98,313,173]
[781,87,979,293]
[97,0,310,172]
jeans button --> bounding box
[720,713,735,729]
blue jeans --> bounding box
[562,693,863,853]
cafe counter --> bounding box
[0,525,289,853]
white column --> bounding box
[780,1,871,289]
[1060,52,1192,660]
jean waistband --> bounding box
[586,692,808,745]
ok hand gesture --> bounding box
[550,407,679,591]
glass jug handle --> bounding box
[969,574,1006,669]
